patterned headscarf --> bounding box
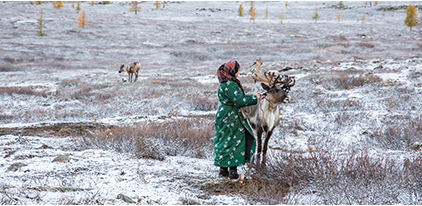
[217,60,245,96]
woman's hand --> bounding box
[253,93,261,99]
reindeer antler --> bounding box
[251,58,278,86]
[251,58,296,93]
[275,74,296,93]
[252,58,286,87]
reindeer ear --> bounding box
[261,83,271,91]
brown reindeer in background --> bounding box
[118,62,141,83]
[246,58,295,165]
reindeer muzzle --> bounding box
[283,95,291,103]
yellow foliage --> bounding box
[76,1,81,13]
[362,14,365,24]
[404,4,419,32]
[265,5,269,19]
[312,6,320,23]
[53,1,64,9]
[238,4,243,17]
[336,12,341,21]
[129,1,142,14]
[249,1,254,15]
[71,1,74,8]
[77,9,88,28]
[37,9,45,36]
[250,7,257,23]
[154,1,161,9]
[278,9,285,24]
[91,1,94,6]
[338,1,345,9]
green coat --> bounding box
[214,80,258,167]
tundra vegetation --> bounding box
[0,1,422,205]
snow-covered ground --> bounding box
[1,1,422,205]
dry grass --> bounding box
[0,64,25,72]
[319,72,383,90]
[370,115,422,150]
[75,117,215,160]
[249,150,422,204]
[357,42,375,48]
[0,87,46,96]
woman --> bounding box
[214,60,261,179]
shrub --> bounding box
[358,42,375,48]
[238,4,244,17]
[370,115,422,150]
[248,150,422,204]
[320,72,382,90]
[404,4,419,32]
[0,87,36,95]
[75,117,215,159]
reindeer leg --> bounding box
[256,127,264,165]
[262,128,274,165]
[134,72,138,82]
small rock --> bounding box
[374,65,383,70]
[6,162,27,172]
[39,144,53,149]
[117,193,136,203]
[196,194,211,200]
[58,145,72,151]
[52,155,70,163]
[4,150,16,158]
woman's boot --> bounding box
[219,167,229,177]
[229,167,239,179]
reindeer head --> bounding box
[251,58,295,103]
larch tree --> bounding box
[361,14,365,24]
[404,4,419,32]
[154,1,161,9]
[37,9,45,36]
[265,5,269,19]
[238,4,244,17]
[249,1,254,15]
[336,12,341,22]
[250,7,257,23]
[76,1,81,13]
[91,1,94,6]
[312,6,320,23]
[71,1,75,8]
[338,1,345,10]
[77,9,87,28]
[285,1,288,8]
[53,1,64,9]
[129,1,142,15]
[279,9,285,24]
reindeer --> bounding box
[118,62,141,83]
[246,58,295,165]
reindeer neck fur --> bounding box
[260,99,281,129]
[249,99,281,131]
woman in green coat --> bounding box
[214,60,261,179]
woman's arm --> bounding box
[222,81,258,107]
